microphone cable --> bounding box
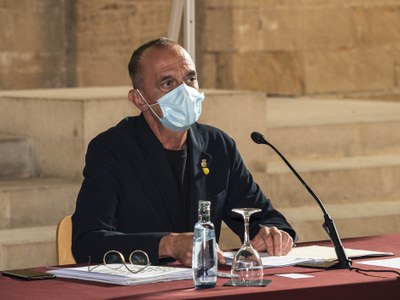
[349,266,400,276]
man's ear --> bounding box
[128,89,148,111]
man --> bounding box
[72,37,296,266]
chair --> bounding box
[56,215,76,265]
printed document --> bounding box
[224,245,392,268]
[48,264,192,285]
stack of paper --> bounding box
[287,245,393,261]
[224,245,393,268]
[223,252,314,267]
[48,264,192,285]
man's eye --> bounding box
[162,80,173,88]
[186,76,197,84]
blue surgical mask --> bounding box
[137,83,205,131]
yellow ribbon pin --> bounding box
[201,159,210,175]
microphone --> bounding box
[251,131,352,269]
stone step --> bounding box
[0,87,137,180]
[279,200,400,243]
[253,154,400,208]
[0,134,33,179]
[263,98,400,161]
[0,225,56,270]
[0,178,80,230]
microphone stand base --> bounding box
[296,259,352,270]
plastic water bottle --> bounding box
[192,200,217,288]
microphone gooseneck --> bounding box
[251,131,352,269]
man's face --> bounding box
[139,45,199,106]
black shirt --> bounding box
[164,148,190,229]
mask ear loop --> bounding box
[135,89,163,121]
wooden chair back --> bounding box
[56,215,76,265]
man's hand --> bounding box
[250,226,293,256]
[159,233,226,266]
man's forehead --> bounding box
[142,45,196,74]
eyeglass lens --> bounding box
[102,250,150,274]
[129,250,149,265]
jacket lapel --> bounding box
[187,125,212,227]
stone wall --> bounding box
[0,0,69,89]
[72,0,172,87]
[0,0,172,90]
[198,0,400,99]
[1,0,400,100]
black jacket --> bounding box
[72,114,296,264]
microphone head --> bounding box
[251,131,267,144]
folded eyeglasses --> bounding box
[88,249,151,274]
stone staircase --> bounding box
[1,88,400,269]
[218,98,400,248]
[0,139,80,269]
[0,87,139,270]
[254,98,400,245]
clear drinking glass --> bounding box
[231,208,264,286]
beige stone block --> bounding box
[75,51,132,87]
[0,135,32,178]
[0,0,65,52]
[0,52,67,89]
[258,155,400,208]
[280,200,400,242]
[230,8,263,52]
[354,5,400,45]
[258,7,354,52]
[263,52,304,95]
[205,0,400,9]
[396,46,400,88]
[205,0,269,9]
[218,52,304,95]
[0,0,68,89]
[73,0,172,87]
[204,8,234,52]
[264,97,400,160]
[199,90,267,171]
[74,0,171,52]
[0,226,56,269]
[304,47,394,94]
[358,121,400,155]
[1,240,56,270]
[287,213,400,243]
[335,214,400,240]
[198,54,218,89]
[0,87,138,179]
[0,178,79,229]
[266,97,400,128]
[204,7,265,52]
[265,124,359,161]
[204,0,387,9]
[204,4,354,52]
[266,121,400,161]
[344,92,400,102]
[216,55,234,89]
[0,192,11,230]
